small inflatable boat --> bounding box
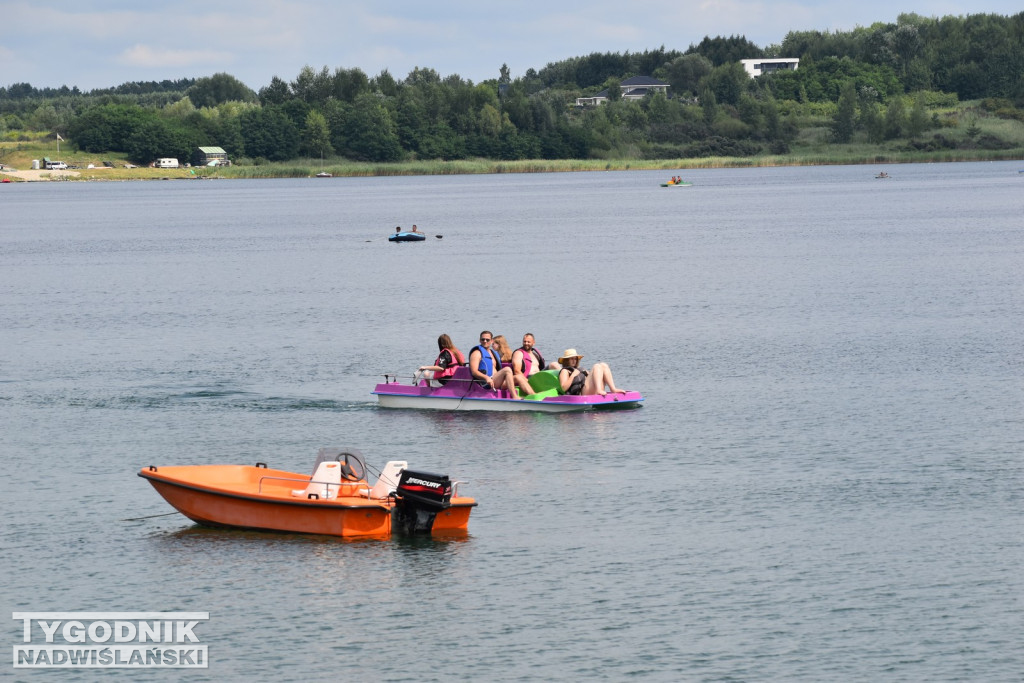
[389,231,426,242]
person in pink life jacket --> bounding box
[511,333,550,396]
[414,334,465,386]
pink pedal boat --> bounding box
[372,368,644,413]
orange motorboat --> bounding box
[139,447,475,538]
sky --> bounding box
[2,1,1020,92]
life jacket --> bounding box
[472,345,501,376]
[435,347,465,380]
[515,347,546,375]
[561,366,588,395]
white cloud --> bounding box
[117,44,236,69]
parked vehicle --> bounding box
[155,158,179,168]
[45,161,68,170]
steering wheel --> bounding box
[335,452,365,481]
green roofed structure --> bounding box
[196,146,229,166]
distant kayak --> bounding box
[389,232,426,242]
[660,181,692,187]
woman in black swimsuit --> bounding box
[556,349,627,396]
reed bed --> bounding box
[211,150,1023,180]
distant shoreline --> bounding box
[3,151,1023,182]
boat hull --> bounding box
[374,389,642,412]
[373,367,643,412]
[389,232,426,242]
[139,464,474,538]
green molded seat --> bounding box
[522,388,561,401]
[528,374,561,395]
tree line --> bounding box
[1,12,1021,164]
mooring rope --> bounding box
[121,511,181,521]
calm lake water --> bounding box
[2,162,1022,680]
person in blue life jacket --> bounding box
[468,330,519,398]
[557,349,628,396]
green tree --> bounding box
[688,35,764,66]
[332,67,370,102]
[395,88,428,151]
[67,103,154,153]
[27,103,59,131]
[478,103,502,137]
[705,62,747,106]
[258,76,291,106]
[699,85,718,125]
[164,97,196,119]
[831,81,857,142]
[883,96,906,139]
[239,106,300,160]
[906,91,929,137]
[372,69,400,97]
[859,98,884,143]
[212,115,245,159]
[126,118,194,163]
[662,54,712,98]
[301,110,333,157]
[342,93,402,162]
[321,99,351,155]
[187,73,256,108]
[605,77,622,102]
[737,94,765,133]
[644,92,676,124]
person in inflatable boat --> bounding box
[557,349,628,396]
[469,331,519,398]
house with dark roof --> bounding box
[575,76,670,106]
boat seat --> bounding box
[311,447,367,480]
[369,461,408,499]
[524,374,565,395]
[292,460,342,499]
[523,388,560,401]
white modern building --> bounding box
[741,58,800,78]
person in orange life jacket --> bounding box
[510,333,549,396]
[414,334,465,386]
[557,349,627,396]
[468,331,519,398]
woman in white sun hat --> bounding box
[556,349,627,396]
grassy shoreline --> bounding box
[2,145,1023,182]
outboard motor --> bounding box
[394,470,452,533]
